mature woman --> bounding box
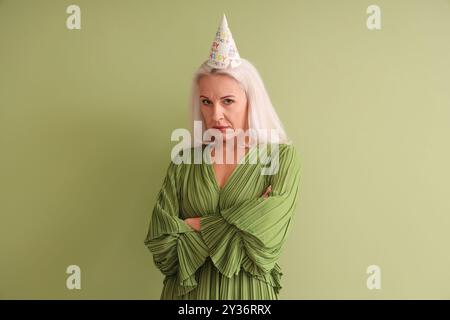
[144,15,301,300]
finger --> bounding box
[185,218,194,229]
[263,185,272,198]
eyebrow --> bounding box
[200,95,235,99]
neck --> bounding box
[210,138,249,164]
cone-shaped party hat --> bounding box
[207,14,242,69]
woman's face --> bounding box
[198,74,248,142]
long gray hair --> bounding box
[189,58,291,147]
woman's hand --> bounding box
[261,185,272,199]
[184,185,271,231]
[184,217,201,232]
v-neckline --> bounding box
[206,145,257,193]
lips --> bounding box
[213,126,231,131]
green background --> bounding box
[1,0,449,299]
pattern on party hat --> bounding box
[207,14,242,69]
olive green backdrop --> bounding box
[1,0,449,299]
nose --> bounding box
[211,102,224,121]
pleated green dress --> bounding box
[144,143,301,300]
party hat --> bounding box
[207,14,242,69]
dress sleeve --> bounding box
[199,144,301,280]
[144,160,209,295]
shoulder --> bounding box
[280,143,300,162]
[170,145,204,165]
[165,144,203,178]
[266,143,300,166]
[278,143,296,154]
[251,143,300,177]
[267,143,301,176]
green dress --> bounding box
[144,143,301,300]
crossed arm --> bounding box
[184,185,272,231]
[144,145,301,294]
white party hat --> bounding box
[207,14,242,69]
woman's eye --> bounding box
[201,99,234,105]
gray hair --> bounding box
[190,58,292,147]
